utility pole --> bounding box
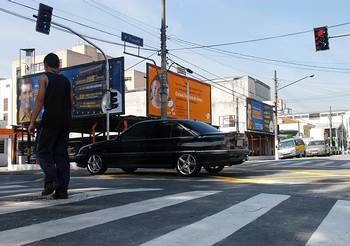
[329,107,332,146]
[160,0,168,119]
[341,114,344,154]
[236,97,239,132]
[274,70,279,160]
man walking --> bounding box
[29,53,73,199]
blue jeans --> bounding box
[37,128,70,192]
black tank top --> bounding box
[41,72,71,129]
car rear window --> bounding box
[308,140,325,146]
[181,121,220,135]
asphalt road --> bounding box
[0,156,350,246]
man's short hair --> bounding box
[43,53,59,68]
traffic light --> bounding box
[314,26,329,51]
[35,3,53,35]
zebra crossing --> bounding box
[246,159,350,168]
[0,185,349,246]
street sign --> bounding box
[121,32,144,47]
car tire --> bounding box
[86,153,107,175]
[121,168,137,173]
[175,153,201,177]
[204,166,224,174]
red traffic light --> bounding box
[314,26,329,51]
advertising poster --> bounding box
[146,63,211,123]
[17,57,124,124]
[246,98,273,133]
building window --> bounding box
[219,115,236,128]
[6,84,10,88]
[3,98,8,111]
[0,140,4,154]
[309,113,320,120]
[3,113,8,122]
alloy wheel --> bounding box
[87,154,104,174]
[176,153,201,176]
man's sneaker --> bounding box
[41,182,57,196]
[53,191,68,199]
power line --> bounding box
[125,52,157,71]
[83,0,160,41]
[168,53,271,101]
[170,37,350,73]
[168,21,350,51]
[0,7,159,52]
[7,0,160,50]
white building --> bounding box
[0,78,11,165]
[281,110,348,150]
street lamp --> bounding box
[274,72,315,160]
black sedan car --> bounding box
[76,119,248,176]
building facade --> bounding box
[281,110,349,151]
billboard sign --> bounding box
[17,57,124,124]
[246,98,273,133]
[146,63,211,123]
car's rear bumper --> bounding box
[196,149,247,166]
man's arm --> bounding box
[28,75,46,133]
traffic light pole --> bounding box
[50,21,111,140]
[274,70,279,160]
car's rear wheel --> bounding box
[176,153,201,177]
[87,153,107,175]
[204,166,224,174]
[121,168,137,173]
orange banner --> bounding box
[147,64,211,123]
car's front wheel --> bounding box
[87,153,107,175]
[204,166,224,174]
[176,153,201,177]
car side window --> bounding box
[171,124,193,137]
[150,122,172,139]
[120,122,152,140]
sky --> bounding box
[1,0,350,113]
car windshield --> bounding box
[181,121,220,135]
[279,140,295,149]
[308,141,325,146]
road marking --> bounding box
[0,188,162,215]
[0,188,41,195]
[0,185,27,190]
[141,193,289,246]
[306,200,350,246]
[0,190,220,246]
[0,187,110,199]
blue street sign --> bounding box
[121,32,144,47]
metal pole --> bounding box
[186,78,190,119]
[160,0,168,119]
[274,70,279,160]
[51,21,110,140]
[329,106,332,147]
[341,114,344,154]
[236,97,239,132]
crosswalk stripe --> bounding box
[0,188,162,215]
[0,188,41,195]
[0,185,27,190]
[140,193,290,246]
[306,199,350,246]
[0,187,110,199]
[0,190,220,246]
